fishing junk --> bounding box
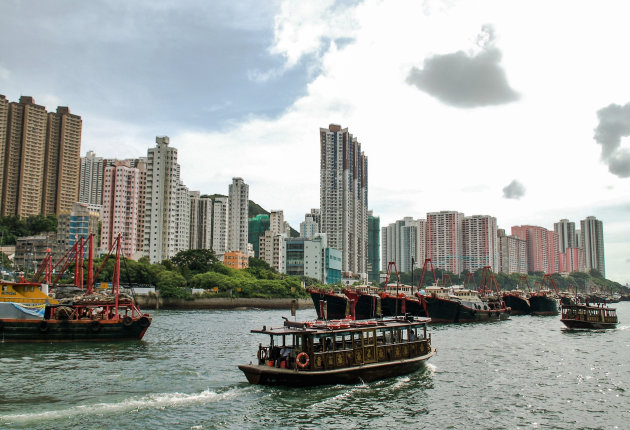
[0,234,151,343]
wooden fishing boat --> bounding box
[379,262,426,318]
[238,316,435,386]
[308,288,349,320]
[529,275,559,316]
[561,304,618,329]
[344,285,381,320]
[0,234,151,343]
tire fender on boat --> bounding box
[90,320,101,332]
[38,320,49,333]
[297,352,310,368]
[122,315,133,327]
[138,316,150,328]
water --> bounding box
[1,303,629,429]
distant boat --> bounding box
[379,262,426,318]
[308,288,348,320]
[238,316,436,386]
[529,274,559,316]
[344,285,381,320]
[561,304,618,329]
[502,275,531,315]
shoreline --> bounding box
[134,296,312,310]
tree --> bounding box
[170,249,218,279]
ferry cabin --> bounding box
[254,318,431,372]
[561,305,618,325]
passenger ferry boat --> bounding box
[238,316,435,386]
[560,304,618,329]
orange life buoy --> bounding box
[297,352,310,368]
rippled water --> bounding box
[1,304,629,429]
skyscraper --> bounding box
[319,124,368,276]
[101,160,146,258]
[462,215,498,273]
[42,106,82,215]
[79,150,106,207]
[511,225,558,274]
[580,216,605,277]
[228,177,249,254]
[367,212,380,283]
[426,211,464,275]
[212,196,229,256]
[497,229,527,274]
[0,96,81,217]
[189,193,212,250]
[144,136,190,263]
[554,219,576,254]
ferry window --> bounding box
[354,332,363,348]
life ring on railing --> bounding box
[297,352,310,368]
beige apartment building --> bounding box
[0,95,81,217]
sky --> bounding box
[1,0,629,284]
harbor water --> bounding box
[1,303,629,429]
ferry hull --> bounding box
[239,349,436,387]
[560,319,617,329]
[0,317,151,343]
[529,295,559,316]
[502,295,531,315]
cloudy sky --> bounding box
[1,0,629,284]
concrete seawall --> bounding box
[134,296,313,310]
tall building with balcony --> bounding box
[462,215,498,273]
[497,229,527,274]
[580,216,605,277]
[300,209,320,239]
[511,225,558,274]
[212,196,229,257]
[319,124,368,277]
[426,211,464,275]
[189,193,212,250]
[79,150,106,208]
[554,219,576,254]
[101,160,146,258]
[381,217,426,274]
[0,96,81,217]
[57,202,100,258]
[367,212,380,283]
[143,136,190,263]
[228,178,249,254]
[42,106,82,215]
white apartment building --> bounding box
[497,229,528,274]
[581,216,605,277]
[259,230,286,272]
[300,209,320,239]
[426,211,464,275]
[212,196,229,257]
[269,210,286,234]
[554,219,576,254]
[143,136,190,263]
[79,150,105,207]
[228,177,249,253]
[381,217,426,273]
[462,215,499,273]
[319,124,368,276]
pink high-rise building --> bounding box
[511,225,558,274]
[427,211,464,275]
[558,247,584,274]
[101,160,146,258]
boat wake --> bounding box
[0,388,238,425]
